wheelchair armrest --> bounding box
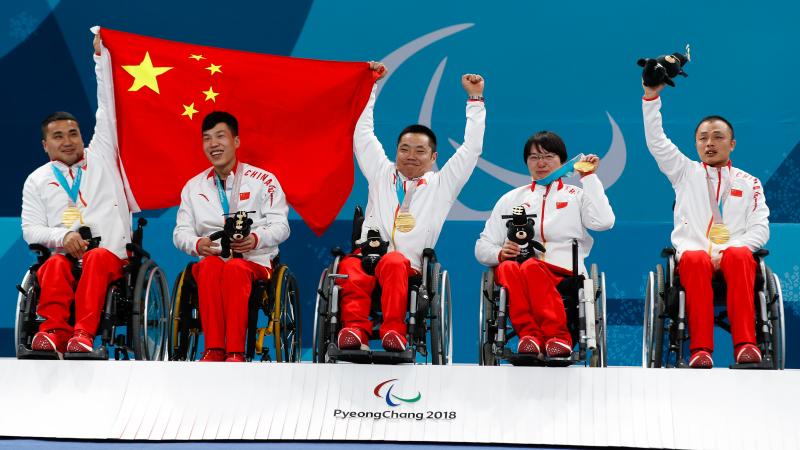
[422,248,436,262]
[331,247,345,257]
[126,243,150,260]
[660,248,676,258]
[28,244,51,260]
[753,248,769,258]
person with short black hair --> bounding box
[335,62,486,352]
[642,82,769,368]
[173,110,289,362]
[475,132,614,357]
[21,34,135,357]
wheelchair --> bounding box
[478,239,607,367]
[643,248,785,369]
[15,218,170,360]
[312,207,452,365]
[168,255,301,363]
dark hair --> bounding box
[397,124,437,152]
[695,115,735,139]
[202,111,239,136]
[523,131,567,163]
[41,111,79,139]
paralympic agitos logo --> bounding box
[374,378,422,407]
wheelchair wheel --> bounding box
[131,259,170,360]
[590,265,607,367]
[15,271,36,356]
[643,264,665,368]
[478,271,498,366]
[169,265,200,361]
[766,267,785,370]
[269,265,301,363]
[313,267,332,363]
[429,263,452,365]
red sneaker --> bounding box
[689,350,714,368]
[545,338,572,358]
[517,336,542,355]
[199,348,226,362]
[225,352,246,363]
[31,331,64,358]
[381,330,407,352]
[735,344,762,364]
[337,327,369,350]
[66,329,94,353]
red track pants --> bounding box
[494,258,572,345]
[337,251,415,342]
[36,248,124,345]
[678,247,757,353]
[192,257,270,353]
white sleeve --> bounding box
[173,183,201,256]
[726,178,770,251]
[353,86,393,184]
[475,193,508,267]
[438,101,486,199]
[86,51,117,164]
[253,176,290,249]
[642,97,692,185]
[21,175,69,249]
[578,174,615,231]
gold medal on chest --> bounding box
[62,206,83,228]
[395,212,416,233]
[708,223,730,244]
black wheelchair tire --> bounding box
[131,259,170,360]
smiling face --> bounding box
[42,120,84,165]
[396,132,437,179]
[526,144,562,180]
[202,122,240,173]
[695,119,735,167]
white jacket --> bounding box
[643,97,770,261]
[173,162,290,268]
[21,54,133,260]
[354,86,486,270]
[475,176,615,275]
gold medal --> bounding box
[573,160,597,174]
[708,223,730,244]
[395,212,416,233]
[62,206,83,228]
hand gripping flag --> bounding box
[98,27,376,235]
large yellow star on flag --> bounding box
[182,102,199,120]
[122,52,173,94]
[202,86,219,102]
[206,63,222,75]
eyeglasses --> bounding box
[527,153,559,162]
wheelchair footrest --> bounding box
[729,360,775,370]
[16,345,61,360]
[64,346,109,361]
[503,348,577,367]
[327,344,415,365]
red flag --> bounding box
[99,27,376,235]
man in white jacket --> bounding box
[336,62,485,352]
[642,83,769,368]
[475,132,614,357]
[173,111,290,362]
[21,35,133,358]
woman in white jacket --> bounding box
[475,131,615,357]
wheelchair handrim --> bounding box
[312,268,327,361]
[143,263,168,360]
[774,273,785,370]
[15,271,32,354]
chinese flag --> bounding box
[99,27,376,235]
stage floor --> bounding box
[1,360,798,450]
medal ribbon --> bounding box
[705,168,729,230]
[214,163,244,216]
[391,173,421,247]
[51,164,82,204]
[533,154,582,186]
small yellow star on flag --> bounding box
[206,63,222,75]
[189,54,206,61]
[122,52,172,94]
[202,86,220,102]
[182,102,199,119]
